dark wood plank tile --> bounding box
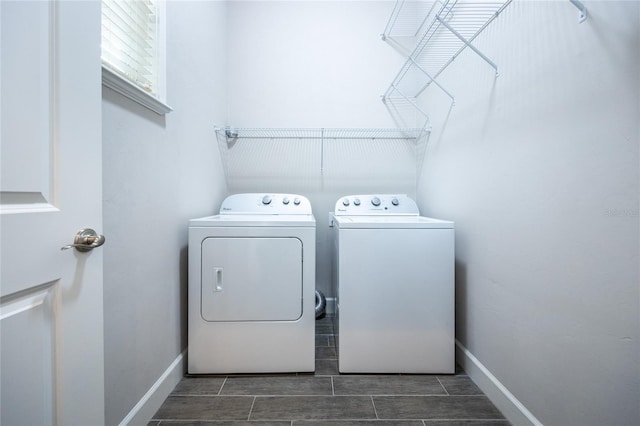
[153,396,253,421]
[171,377,226,395]
[423,421,510,425]
[157,421,290,426]
[293,421,423,426]
[249,396,376,420]
[334,375,447,396]
[315,321,335,335]
[316,347,337,360]
[316,335,336,348]
[315,359,339,376]
[373,396,505,420]
[221,376,332,395]
[316,335,331,347]
[437,376,483,395]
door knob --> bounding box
[61,228,105,252]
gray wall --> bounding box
[102,2,228,424]
[225,1,416,297]
[226,1,400,128]
[417,1,639,425]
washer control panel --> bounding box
[334,194,419,216]
[220,193,312,215]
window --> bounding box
[101,0,171,114]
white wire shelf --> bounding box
[214,127,431,187]
[382,0,512,120]
[215,127,428,143]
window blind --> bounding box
[101,0,158,96]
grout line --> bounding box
[213,393,335,398]
[322,393,459,397]
[435,376,449,396]
[370,395,380,420]
[247,396,256,421]
[170,394,242,398]
[422,418,509,422]
[218,376,228,396]
[159,417,507,423]
[178,392,474,398]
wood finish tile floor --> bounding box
[149,316,509,425]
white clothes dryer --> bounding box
[331,194,454,374]
[188,193,316,374]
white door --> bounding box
[0,1,104,425]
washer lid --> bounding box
[334,194,419,216]
[333,215,453,229]
[220,193,312,215]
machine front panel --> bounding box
[201,237,303,322]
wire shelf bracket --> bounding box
[569,0,587,23]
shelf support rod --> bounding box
[569,0,587,23]
[320,127,325,175]
[408,56,455,102]
[435,15,499,76]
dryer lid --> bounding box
[190,214,315,227]
[220,193,312,215]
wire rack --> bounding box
[214,127,430,186]
[382,0,512,123]
[381,0,440,56]
[216,127,427,142]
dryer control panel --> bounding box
[334,194,419,216]
[220,193,313,215]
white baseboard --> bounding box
[119,350,185,426]
[455,340,543,426]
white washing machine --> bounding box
[188,193,316,374]
[331,194,454,374]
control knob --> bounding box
[262,195,272,205]
[342,198,350,206]
[391,198,399,206]
[371,196,381,207]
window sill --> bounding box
[102,66,173,115]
